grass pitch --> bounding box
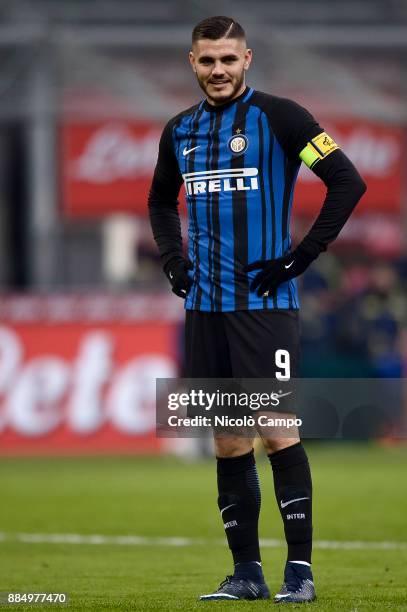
[0,443,406,611]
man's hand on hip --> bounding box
[164,256,193,298]
[244,247,313,297]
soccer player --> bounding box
[148,16,366,603]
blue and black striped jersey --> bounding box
[149,87,358,312]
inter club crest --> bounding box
[228,132,249,156]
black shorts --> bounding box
[184,309,300,379]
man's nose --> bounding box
[211,61,225,76]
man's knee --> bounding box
[261,436,300,455]
[214,436,253,458]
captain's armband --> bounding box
[299,132,339,169]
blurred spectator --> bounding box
[300,256,407,378]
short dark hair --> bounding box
[192,16,246,44]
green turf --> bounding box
[0,443,406,610]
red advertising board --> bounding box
[61,121,163,216]
[0,296,182,455]
[61,118,405,217]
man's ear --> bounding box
[244,48,252,71]
[189,50,197,73]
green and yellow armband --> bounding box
[299,132,339,169]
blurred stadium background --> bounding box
[0,0,406,453]
[0,1,407,609]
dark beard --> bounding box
[196,71,245,106]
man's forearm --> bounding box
[297,150,367,260]
[148,189,184,267]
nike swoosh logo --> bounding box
[183,145,200,156]
[280,496,309,509]
[220,503,236,516]
[169,271,174,279]
[284,260,294,269]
